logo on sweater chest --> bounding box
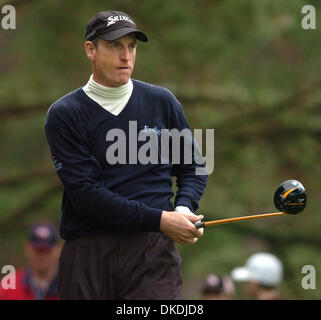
[143,125,161,136]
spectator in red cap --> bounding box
[200,274,235,300]
[0,222,61,300]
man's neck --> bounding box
[92,73,129,88]
[86,74,132,98]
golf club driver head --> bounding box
[274,180,307,214]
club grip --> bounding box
[194,221,205,229]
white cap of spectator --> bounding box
[231,252,283,287]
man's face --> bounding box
[85,33,137,87]
[243,281,260,298]
[25,243,61,274]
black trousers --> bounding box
[58,231,183,300]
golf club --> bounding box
[194,179,307,229]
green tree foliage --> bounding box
[0,0,320,299]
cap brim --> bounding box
[99,27,148,42]
[231,267,251,282]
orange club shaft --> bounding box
[195,212,286,229]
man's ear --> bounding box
[84,41,97,61]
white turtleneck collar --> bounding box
[82,75,133,116]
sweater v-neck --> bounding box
[77,81,136,119]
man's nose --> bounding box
[120,47,130,61]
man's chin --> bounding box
[118,74,131,83]
[97,75,131,88]
[112,78,130,87]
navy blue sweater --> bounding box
[45,79,207,240]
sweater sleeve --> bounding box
[168,92,208,212]
[45,119,162,232]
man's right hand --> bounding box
[160,210,204,245]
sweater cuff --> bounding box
[174,199,194,212]
[141,206,163,231]
[175,206,193,214]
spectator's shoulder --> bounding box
[0,268,26,300]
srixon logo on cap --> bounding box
[107,15,134,27]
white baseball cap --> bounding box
[231,253,283,287]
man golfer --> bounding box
[45,10,207,299]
